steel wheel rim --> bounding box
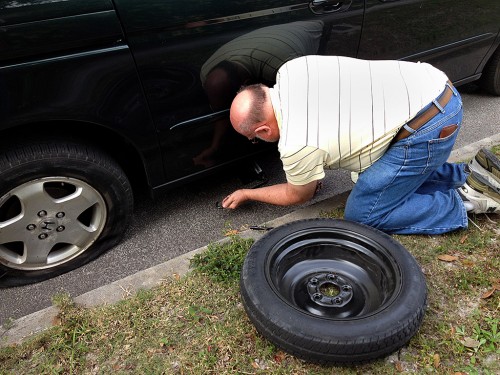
[0,177,107,271]
[265,227,402,319]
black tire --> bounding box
[480,46,500,95]
[240,218,427,364]
[0,139,133,287]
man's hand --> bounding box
[222,189,250,209]
[221,180,320,209]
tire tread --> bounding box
[240,218,427,364]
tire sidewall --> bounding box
[0,144,133,286]
[240,219,427,359]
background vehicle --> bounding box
[1,0,499,286]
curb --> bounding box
[2,134,500,347]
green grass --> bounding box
[1,213,497,375]
[1,150,499,374]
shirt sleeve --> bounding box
[280,145,327,185]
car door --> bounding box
[111,0,364,186]
[357,0,500,84]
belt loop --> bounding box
[432,98,445,114]
[402,123,416,134]
[447,81,458,96]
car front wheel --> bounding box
[0,139,133,287]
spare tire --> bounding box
[240,218,427,364]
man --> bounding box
[222,55,500,234]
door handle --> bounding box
[309,0,349,15]
[311,0,341,7]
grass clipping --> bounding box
[1,223,499,374]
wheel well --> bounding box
[0,121,149,195]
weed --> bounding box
[1,318,14,331]
[190,235,253,282]
[51,291,74,311]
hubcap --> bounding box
[266,227,401,319]
[0,177,107,271]
[307,273,353,307]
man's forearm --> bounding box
[222,181,319,209]
[242,183,310,206]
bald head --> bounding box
[230,84,269,135]
[229,84,280,143]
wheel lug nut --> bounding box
[27,224,36,231]
[38,233,48,240]
[56,226,65,232]
[38,210,47,217]
[56,212,65,218]
[333,297,343,305]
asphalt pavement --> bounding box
[1,83,500,346]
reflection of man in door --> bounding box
[193,21,325,167]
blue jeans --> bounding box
[344,84,468,234]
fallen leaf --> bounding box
[433,353,440,368]
[224,229,239,236]
[438,254,459,262]
[395,361,404,372]
[459,234,468,244]
[461,259,475,267]
[481,284,500,299]
[251,361,259,369]
[274,351,286,363]
[461,337,480,348]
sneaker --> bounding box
[458,180,500,214]
[467,168,500,198]
[468,148,500,188]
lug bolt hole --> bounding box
[27,224,36,231]
[56,212,65,218]
[38,233,48,240]
[56,226,65,232]
[38,210,47,217]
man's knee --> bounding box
[344,203,383,229]
[344,202,367,224]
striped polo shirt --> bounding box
[269,55,449,185]
[200,21,324,85]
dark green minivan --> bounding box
[1,0,499,286]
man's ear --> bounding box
[254,124,271,137]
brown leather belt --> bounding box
[393,81,454,142]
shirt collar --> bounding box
[268,87,282,132]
